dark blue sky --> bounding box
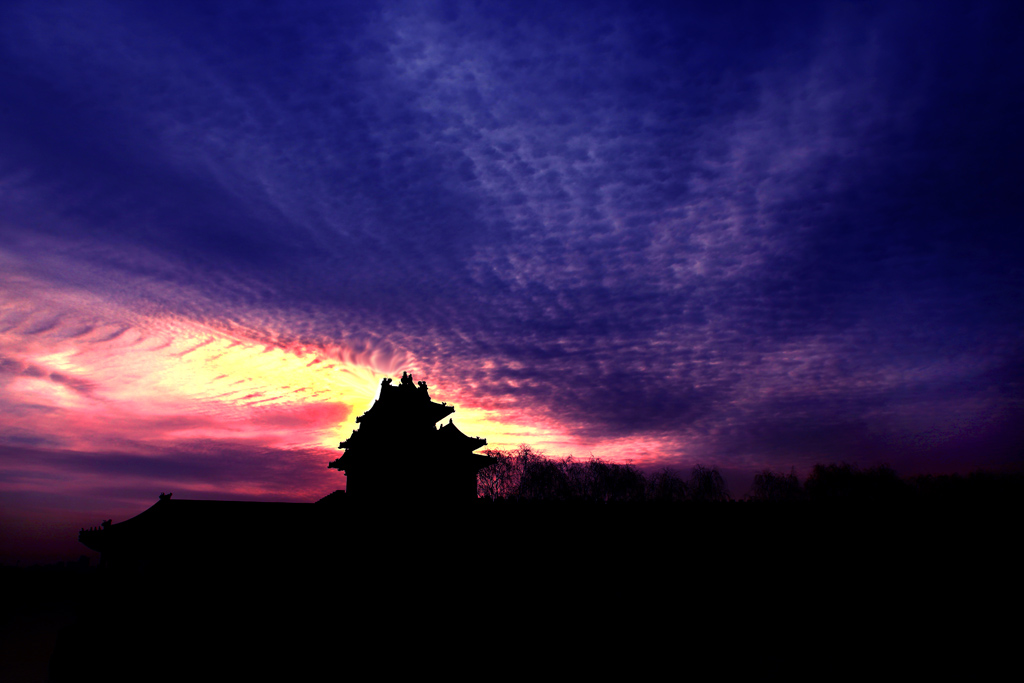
[1,1,1022,557]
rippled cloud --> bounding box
[1,2,1021,555]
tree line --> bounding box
[477,447,1023,504]
[754,462,1024,504]
[476,446,728,503]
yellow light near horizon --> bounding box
[5,312,385,451]
[2,279,682,471]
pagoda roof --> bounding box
[329,373,494,480]
[437,419,487,451]
[355,374,455,427]
[79,495,316,553]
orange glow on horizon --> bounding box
[0,276,683,507]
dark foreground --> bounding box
[8,500,1018,681]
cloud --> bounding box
[0,0,1020,519]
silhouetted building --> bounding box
[78,493,334,569]
[78,373,493,568]
[329,372,494,501]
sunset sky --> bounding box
[2,1,1022,561]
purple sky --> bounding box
[1,1,1022,561]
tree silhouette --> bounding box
[477,447,648,502]
[804,462,906,503]
[688,465,729,502]
[646,467,688,503]
[750,468,803,502]
[558,455,648,502]
[476,445,537,500]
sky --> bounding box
[1,1,1022,561]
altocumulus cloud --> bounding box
[0,0,1022,544]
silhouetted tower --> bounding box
[329,372,493,501]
